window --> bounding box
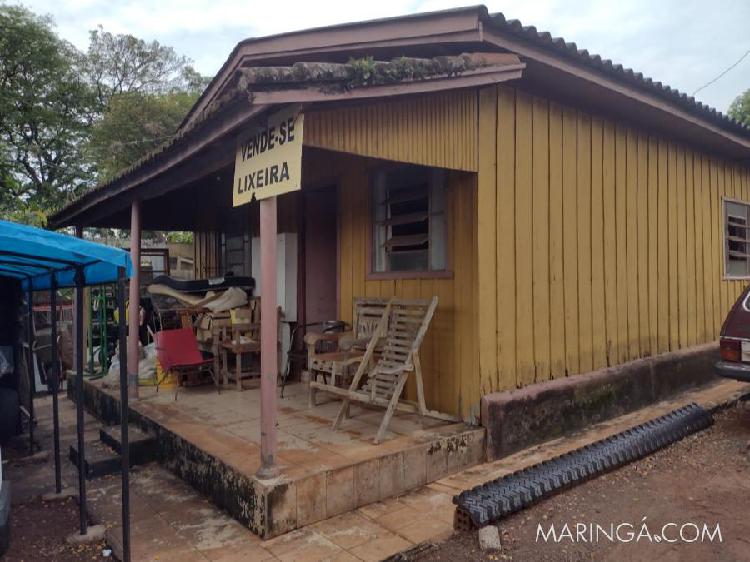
[725,199,750,278]
[372,165,447,275]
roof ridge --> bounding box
[484,10,750,136]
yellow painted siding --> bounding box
[478,84,750,397]
[305,90,478,172]
[330,151,478,419]
[477,87,498,396]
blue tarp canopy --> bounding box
[0,219,132,290]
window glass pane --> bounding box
[373,173,388,272]
[725,200,750,277]
[429,214,446,270]
[371,165,448,274]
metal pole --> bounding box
[27,289,35,453]
[117,267,131,562]
[50,274,62,494]
[74,267,87,535]
[257,197,279,479]
[127,200,141,400]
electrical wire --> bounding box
[692,48,750,97]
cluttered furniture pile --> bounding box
[97,275,454,442]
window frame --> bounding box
[723,196,750,280]
[366,164,453,281]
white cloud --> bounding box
[10,0,750,112]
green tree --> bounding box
[81,27,209,180]
[81,27,208,111]
[729,89,750,128]
[0,6,210,225]
[0,5,95,223]
[87,90,199,181]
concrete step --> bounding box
[68,441,122,480]
[99,425,157,466]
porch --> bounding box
[75,376,484,538]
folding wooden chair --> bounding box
[307,297,389,406]
[154,328,218,399]
[326,297,459,444]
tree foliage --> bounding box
[81,27,207,110]
[729,89,750,128]
[0,6,209,224]
[88,91,199,181]
[0,5,95,220]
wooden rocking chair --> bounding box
[327,296,459,444]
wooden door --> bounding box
[304,186,338,324]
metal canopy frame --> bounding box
[0,221,133,562]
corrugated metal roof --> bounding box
[50,5,750,228]
[483,10,750,138]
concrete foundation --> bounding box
[481,343,720,460]
[69,377,484,538]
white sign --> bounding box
[233,106,303,205]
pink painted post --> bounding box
[257,196,279,479]
[127,200,141,400]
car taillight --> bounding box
[720,338,741,362]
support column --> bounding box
[73,225,83,372]
[74,267,87,535]
[50,274,62,494]
[127,200,141,400]
[117,266,131,562]
[257,197,278,479]
[26,289,35,453]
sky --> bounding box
[10,0,750,114]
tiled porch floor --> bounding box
[88,378,484,535]
[96,379,480,482]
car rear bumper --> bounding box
[715,360,750,382]
[0,480,10,556]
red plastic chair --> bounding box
[154,328,218,398]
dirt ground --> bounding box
[416,404,750,562]
[2,496,107,561]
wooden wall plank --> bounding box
[685,150,697,347]
[591,117,607,369]
[693,153,706,343]
[667,142,679,350]
[577,113,593,373]
[477,87,499,395]
[548,102,566,377]
[636,132,650,356]
[602,121,618,365]
[514,92,535,386]
[615,125,629,363]
[710,159,721,336]
[496,87,517,390]
[532,96,551,381]
[562,107,580,375]
[701,155,715,340]
[657,140,670,353]
[676,146,688,349]
[647,137,659,355]
[625,128,639,359]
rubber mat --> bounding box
[453,403,713,530]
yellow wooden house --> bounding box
[52,6,750,428]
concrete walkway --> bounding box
[8,379,747,561]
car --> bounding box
[0,445,9,556]
[716,285,750,382]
